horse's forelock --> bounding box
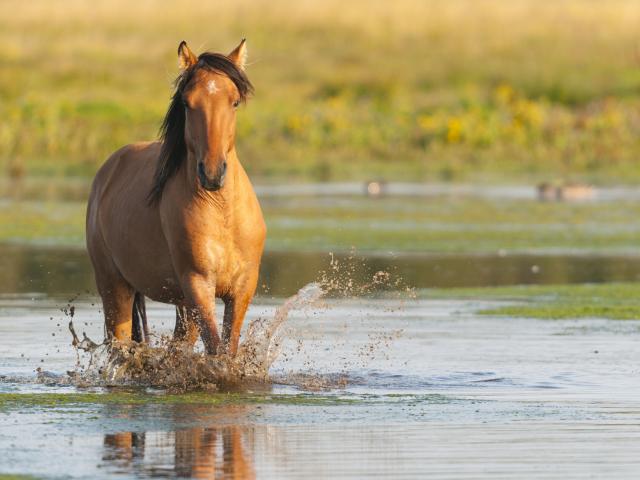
[197,52,254,101]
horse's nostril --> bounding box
[222,161,227,173]
[197,162,205,177]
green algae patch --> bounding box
[480,304,640,320]
[0,476,40,480]
[0,392,452,414]
[0,392,363,413]
[429,282,640,320]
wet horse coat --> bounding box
[86,41,265,355]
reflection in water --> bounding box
[3,244,640,297]
[103,431,145,468]
[102,425,255,479]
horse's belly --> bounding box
[100,207,183,304]
[109,229,183,304]
[141,275,184,304]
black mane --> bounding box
[148,53,253,204]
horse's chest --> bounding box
[209,235,249,289]
[165,199,264,297]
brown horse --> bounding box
[86,40,266,355]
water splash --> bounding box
[68,283,325,391]
[237,282,324,372]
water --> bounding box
[2,207,640,479]
[2,290,640,478]
[7,179,640,202]
[4,243,640,297]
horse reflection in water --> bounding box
[102,425,255,479]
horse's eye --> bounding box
[232,99,240,109]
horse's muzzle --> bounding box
[198,161,227,191]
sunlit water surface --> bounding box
[1,293,640,479]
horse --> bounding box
[86,40,266,355]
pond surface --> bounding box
[1,292,640,478]
[4,243,640,297]
[2,212,640,480]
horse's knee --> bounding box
[179,274,220,354]
[222,294,253,356]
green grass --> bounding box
[1,0,640,183]
[0,201,85,246]
[4,194,640,255]
[429,282,640,319]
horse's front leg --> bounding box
[181,274,220,354]
[222,272,260,356]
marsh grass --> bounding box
[1,0,640,182]
[5,195,640,253]
[429,282,640,319]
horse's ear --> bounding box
[178,41,197,70]
[228,39,248,70]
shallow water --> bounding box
[4,243,640,297]
[2,293,640,478]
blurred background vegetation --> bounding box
[1,0,639,185]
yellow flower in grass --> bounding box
[446,117,463,143]
[285,114,310,135]
[494,84,515,105]
[513,99,544,129]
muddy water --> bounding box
[1,293,640,478]
[4,243,640,297]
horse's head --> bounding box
[176,40,251,191]
[149,41,253,202]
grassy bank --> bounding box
[4,194,640,255]
[429,282,640,319]
[1,0,640,183]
